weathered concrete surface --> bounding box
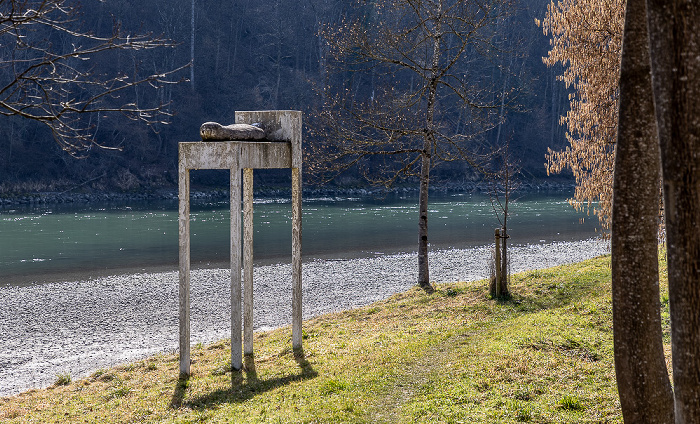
[178,110,302,376]
[243,168,254,356]
[292,167,302,349]
[230,166,242,370]
[199,122,266,141]
[236,110,302,168]
[177,157,191,375]
[179,142,291,170]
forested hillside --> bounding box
[0,0,571,193]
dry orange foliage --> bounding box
[537,0,624,233]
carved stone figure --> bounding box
[199,122,265,141]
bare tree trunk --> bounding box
[273,0,282,109]
[500,231,508,295]
[495,55,513,147]
[647,1,700,421]
[417,149,432,292]
[416,1,442,294]
[612,0,674,421]
[190,0,195,89]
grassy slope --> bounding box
[0,253,672,423]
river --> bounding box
[0,191,599,286]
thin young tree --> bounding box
[487,139,519,297]
[311,0,516,292]
[610,0,674,420]
[0,0,185,156]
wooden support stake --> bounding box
[243,168,254,356]
[494,228,501,298]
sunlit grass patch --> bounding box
[1,253,666,423]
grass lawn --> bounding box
[0,253,671,423]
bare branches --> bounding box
[0,0,184,156]
[309,0,519,290]
[311,0,513,187]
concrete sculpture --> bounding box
[178,110,302,375]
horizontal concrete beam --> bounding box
[178,141,292,170]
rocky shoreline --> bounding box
[0,181,576,207]
[0,238,608,398]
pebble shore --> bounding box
[0,238,608,397]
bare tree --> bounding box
[487,138,519,297]
[611,0,674,420]
[0,0,185,156]
[311,0,515,292]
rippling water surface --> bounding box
[0,192,599,285]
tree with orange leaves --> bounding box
[537,0,624,233]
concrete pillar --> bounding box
[230,167,242,370]
[243,168,254,356]
[179,110,302,376]
[178,159,191,375]
[292,167,302,349]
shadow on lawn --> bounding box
[170,348,317,409]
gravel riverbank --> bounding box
[0,239,608,397]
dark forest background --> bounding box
[0,0,571,193]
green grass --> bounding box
[52,374,71,387]
[0,253,671,423]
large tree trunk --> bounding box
[647,1,700,421]
[611,0,674,420]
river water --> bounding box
[0,191,599,286]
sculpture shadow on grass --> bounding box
[170,348,317,409]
